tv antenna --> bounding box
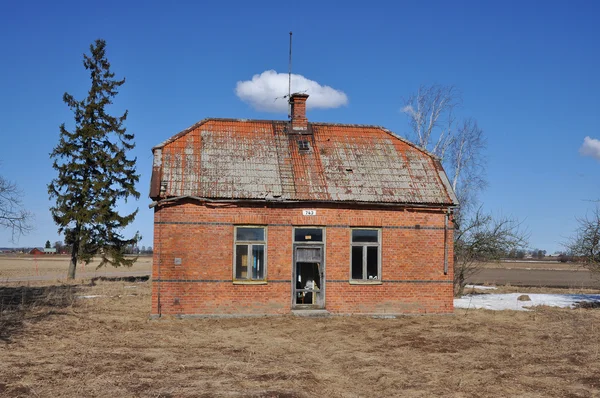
[274,32,296,117]
[288,31,292,118]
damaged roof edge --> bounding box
[149,195,457,209]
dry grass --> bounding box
[1,280,600,397]
[0,283,78,342]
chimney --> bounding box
[289,93,309,132]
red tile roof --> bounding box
[150,118,457,206]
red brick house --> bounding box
[150,93,458,317]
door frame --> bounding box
[291,227,326,309]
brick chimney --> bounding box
[289,93,309,132]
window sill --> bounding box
[233,280,268,285]
[349,280,383,285]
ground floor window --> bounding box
[351,229,381,281]
[234,227,266,280]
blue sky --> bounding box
[1,0,599,253]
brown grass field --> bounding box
[1,273,600,396]
[480,260,583,271]
[0,255,152,280]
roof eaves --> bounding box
[150,195,457,209]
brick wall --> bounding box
[152,200,454,316]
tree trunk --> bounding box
[67,233,79,280]
[67,254,77,280]
[454,268,465,297]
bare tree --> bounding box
[454,208,528,296]
[566,206,600,273]
[402,84,460,159]
[0,174,33,241]
[402,84,527,295]
[402,85,486,216]
[448,118,487,224]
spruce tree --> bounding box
[48,39,140,279]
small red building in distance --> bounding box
[149,93,458,317]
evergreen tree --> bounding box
[48,39,140,279]
[45,240,51,249]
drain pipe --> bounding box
[443,211,449,275]
[157,206,162,318]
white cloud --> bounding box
[579,136,600,161]
[235,70,348,113]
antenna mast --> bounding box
[288,31,292,119]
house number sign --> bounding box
[302,210,317,216]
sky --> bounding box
[0,0,599,253]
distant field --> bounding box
[480,260,582,271]
[0,256,586,282]
[0,255,152,281]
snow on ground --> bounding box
[464,284,497,290]
[454,293,600,311]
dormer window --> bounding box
[298,140,310,151]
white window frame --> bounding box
[233,226,267,283]
[350,228,382,284]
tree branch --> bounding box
[0,174,33,241]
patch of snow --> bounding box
[124,286,137,289]
[454,293,600,311]
[77,295,107,299]
[465,284,497,290]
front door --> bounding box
[293,245,324,308]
